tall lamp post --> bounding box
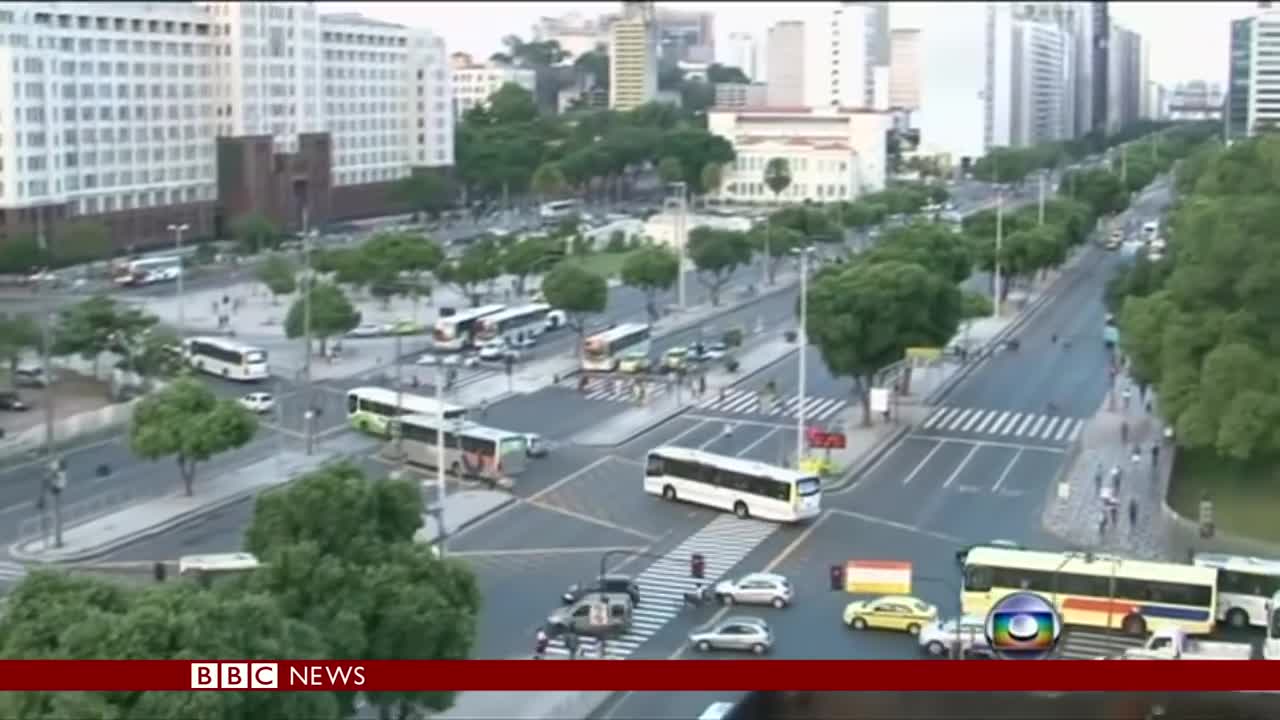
[992,192,1005,319]
[664,182,688,310]
[167,224,189,330]
[794,246,812,467]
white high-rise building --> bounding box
[724,31,758,80]
[765,21,805,106]
[889,29,921,111]
[609,2,658,111]
[803,3,872,109]
[987,7,1071,148]
[0,1,452,247]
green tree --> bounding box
[437,241,503,306]
[129,377,258,496]
[0,235,49,274]
[128,326,186,379]
[284,281,361,355]
[231,213,280,255]
[687,228,752,306]
[865,222,973,284]
[54,296,157,377]
[0,313,40,386]
[763,157,792,201]
[244,463,481,718]
[541,262,607,351]
[502,236,557,295]
[807,259,963,425]
[394,172,453,220]
[748,224,804,284]
[620,244,679,321]
[362,233,445,307]
[531,162,568,203]
[256,253,297,304]
[699,163,723,202]
[657,156,684,185]
[0,572,339,720]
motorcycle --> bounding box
[683,585,712,608]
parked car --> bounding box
[14,367,55,388]
[713,573,794,608]
[238,392,275,414]
[689,616,773,654]
[0,391,28,411]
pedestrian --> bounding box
[1109,502,1119,526]
[1093,463,1103,495]
[1121,420,1129,444]
[1122,387,1132,410]
[598,636,609,659]
[1098,509,1108,538]
[565,632,579,660]
[1151,444,1160,466]
[1111,464,1123,492]
[479,399,489,418]
[1131,444,1142,465]
[723,422,734,438]
[534,629,548,660]
[698,374,707,396]
[1128,498,1139,528]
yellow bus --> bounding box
[961,547,1218,636]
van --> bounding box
[547,591,633,637]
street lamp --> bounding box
[167,224,189,331]
[664,182,688,310]
[792,245,814,467]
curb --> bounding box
[1158,489,1280,557]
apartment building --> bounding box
[1167,80,1224,121]
[713,83,767,109]
[450,52,536,120]
[1107,23,1143,132]
[1226,16,1252,139]
[988,6,1072,148]
[889,29,920,111]
[724,32,758,80]
[609,2,657,111]
[0,1,452,249]
[765,21,805,107]
[707,107,890,205]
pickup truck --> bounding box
[1122,627,1254,660]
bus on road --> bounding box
[114,256,183,287]
[1267,590,1280,659]
[643,446,822,523]
[962,547,1218,637]
[1193,552,1280,629]
[183,337,269,381]
[475,303,565,345]
[540,199,582,222]
[582,323,651,372]
[394,413,529,482]
[346,386,466,438]
[432,304,506,351]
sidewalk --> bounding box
[1040,371,1280,560]
[10,433,379,564]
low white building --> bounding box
[450,53,537,120]
[707,107,890,206]
[643,212,753,248]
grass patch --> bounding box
[570,251,633,279]
[1168,448,1280,545]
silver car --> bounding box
[713,572,793,608]
[918,615,991,657]
[688,616,773,654]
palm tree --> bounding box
[762,158,793,285]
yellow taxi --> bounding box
[618,351,650,374]
[842,595,938,636]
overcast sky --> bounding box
[327,1,1254,87]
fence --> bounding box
[14,482,159,544]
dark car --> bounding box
[562,574,641,606]
[0,391,27,411]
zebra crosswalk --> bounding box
[1055,630,1144,659]
[697,388,848,422]
[545,514,778,659]
[921,406,1084,444]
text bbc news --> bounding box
[190,663,367,690]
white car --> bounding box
[713,572,793,608]
[239,392,275,414]
[346,323,387,338]
[478,341,512,361]
[918,615,991,657]
[511,336,537,351]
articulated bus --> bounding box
[962,547,1219,636]
[475,303,564,345]
[183,337,269,381]
[394,413,529,482]
[644,446,822,523]
[346,386,466,438]
[432,304,506,351]
[1193,553,1280,629]
[582,322,651,372]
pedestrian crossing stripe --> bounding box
[696,388,847,422]
[1055,630,1144,660]
[922,407,1084,443]
[544,514,778,659]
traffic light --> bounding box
[690,553,705,580]
[829,564,844,591]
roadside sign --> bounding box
[589,602,608,627]
[845,560,912,594]
[807,429,847,449]
[869,388,890,413]
[905,347,942,362]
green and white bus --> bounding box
[346,386,466,437]
[394,413,529,482]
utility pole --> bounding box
[433,362,448,557]
[992,193,1004,319]
[36,216,55,458]
[1037,171,1047,226]
[795,247,809,468]
[168,223,189,330]
[676,182,687,310]
[301,207,315,456]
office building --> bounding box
[0,1,452,248]
[609,2,657,111]
[655,7,713,64]
[531,12,610,60]
[988,5,1072,148]
[853,2,891,108]
[1107,23,1142,132]
[765,21,805,106]
[1226,17,1252,139]
[1145,81,1168,121]
[707,107,890,204]
[1090,1,1109,134]
[450,52,537,120]
[1166,81,1224,121]
[889,29,921,111]
[724,32,758,80]
[803,3,872,109]
[714,82,767,109]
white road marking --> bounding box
[902,441,947,485]
[991,449,1023,493]
[943,444,980,488]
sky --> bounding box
[327,1,1258,87]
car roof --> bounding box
[719,615,769,627]
[738,572,787,584]
[872,595,924,604]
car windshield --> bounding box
[910,601,931,613]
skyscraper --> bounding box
[1091,1,1110,134]
[609,2,658,111]
[803,3,872,109]
[1226,17,1253,139]
[766,21,806,106]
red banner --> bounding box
[0,660,1274,692]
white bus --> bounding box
[540,199,582,222]
[475,303,565,345]
[395,413,529,482]
[346,386,466,438]
[1193,553,1280,629]
[962,547,1219,636]
[114,256,183,287]
[1267,590,1280,660]
[582,323,652,372]
[644,446,822,523]
[179,553,260,585]
[432,304,506,351]
[183,336,269,381]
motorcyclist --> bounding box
[534,629,549,660]
[685,581,707,607]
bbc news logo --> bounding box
[190,662,279,689]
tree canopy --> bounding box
[687,228,752,306]
[621,244,679,321]
[284,281,361,354]
[541,262,607,340]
